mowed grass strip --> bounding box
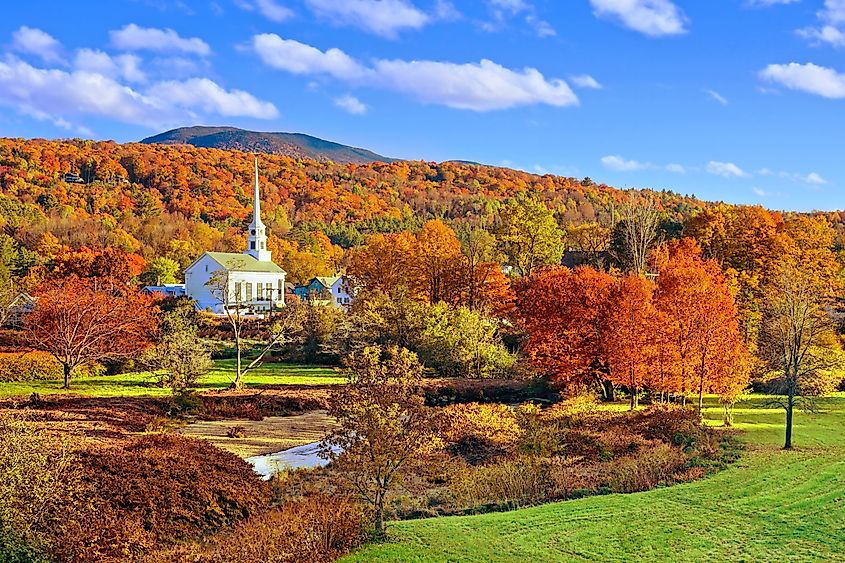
[344,394,845,562]
[0,359,344,398]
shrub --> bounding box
[51,434,272,562]
[147,495,365,563]
[449,457,551,510]
[0,414,80,561]
[439,403,522,463]
[0,352,104,382]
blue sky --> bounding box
[1,1,844,211]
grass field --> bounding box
[0,359,344,398]
[344,394,845,562]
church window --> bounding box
[245,282,253,301]
[250,241,256,250]
[251,229,255,235]
[234,282,242,300]
[257,284,264,300]
[265,283,273,299]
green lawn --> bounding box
[0,359,344,398]
[344,394,845,562]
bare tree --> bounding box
[615,196,661,274]
[207,268,304,389]
[758,259,841,449]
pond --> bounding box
[246,440,342,480]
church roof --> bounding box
[205,252,286,274]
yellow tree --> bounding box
[415,220,463,303]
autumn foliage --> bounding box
[518,239,750,411]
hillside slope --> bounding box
[141,126,395,164]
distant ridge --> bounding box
[141,126,395,164]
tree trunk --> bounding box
[234,337,243,389]
[374,491,385,536]
[62,363,72,390]
[629,386,638,410]
[784,376,795,450]
[723,403,733,427]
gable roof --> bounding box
[314,276,342,288]
[193,252,286,274]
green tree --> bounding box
[496,196,563,276]
[418,303,515,378]
[140,256,181,285]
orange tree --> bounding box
[604,274,658,410]
[517,266,616,399]
[25,277,158,388]
[654,239,748,412]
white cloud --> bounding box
[752,187,771,196]
[151,78,279,118]
[0,57,278,129]
[804,172,828,185]
[759,62,845,98]
[251,34,367,80]
[705,89,728,105]
[665,163,685,173]
[797,1,845,47]
[250,34,579,111]
[304,0,429,38]
[256,0,294,21]
[570,74,603,89]
[797,25,845,47]
[589,0,687,37]
[334,94,367,114]
[483,0,556,37]
[706,161,749,178]
[12,26,64,63]
[110,24,211,55]
[601,155,650,171]
[373,58,578,110]
[74,49,146,83]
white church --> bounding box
[183,159,287,314]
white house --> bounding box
[184,158,286,314]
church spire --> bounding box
[245,156,271,262]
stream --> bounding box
[246,441,342,480]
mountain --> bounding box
[141,126,395,164]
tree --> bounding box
[415,220,463,303]
[25,277,157,388]
[614,196,662,274]
[347,232,420,300]
[517,266,616,399]
[497,196,563,277]
[458,226,499,310]
[140,256,180,286]
[207,267,304,389]
[654,239,748,412]
[321,346,440,534]
[417,303,515,378]
[604,275,657,410]
[563,222,612,269]
[143,298,212,390]
[758,259,841,449]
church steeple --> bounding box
[246,157,271,261]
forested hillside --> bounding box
[0,136,841,289]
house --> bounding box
[4,292,37,328]
[141,284,186,299]
[293,275,354,309]
[63,173,85,184]
[184,158,286,315]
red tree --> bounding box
[25,277,158,388]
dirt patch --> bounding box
[178,410,336,458]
